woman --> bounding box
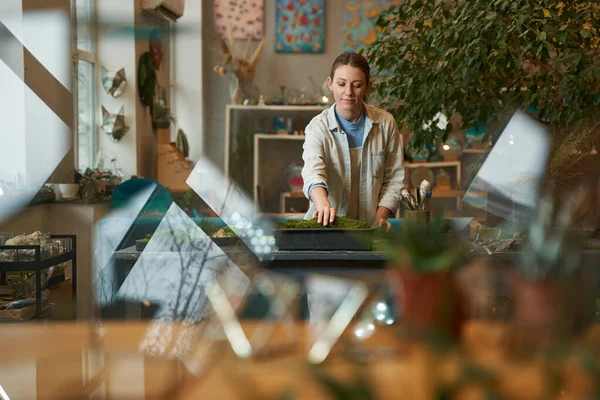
[301,52,405,229]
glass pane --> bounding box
[76,0,93,52]
[77,59,94,171]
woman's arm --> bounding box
[377,117,405,217]
[302,118,336,226]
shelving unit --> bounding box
[225,105,325,213]
[463,148,486,154]
[254,133,307,213]
[226,105,326,112]
[403,160,461,168]
[403,160,464,208]
[224,104,326,179]
[0,234,76,321]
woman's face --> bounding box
[327,64,369,120]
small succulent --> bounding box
[517,189,585,280]
[377,218,466,272]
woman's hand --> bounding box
[375,218,392,232]
[375,207,393,232]
[313,204,336,226]
[310,186,336,226]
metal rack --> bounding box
[0,234,77,320]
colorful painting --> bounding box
[214,0,264,40]
[275,0,325,54]
[342,0,401,53]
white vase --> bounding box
[230,76,244,105]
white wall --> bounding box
[173,0,203,161]
[96,0,138,177]
[0,0,26,183]
[202,0,345,170]
[0,1,72,185]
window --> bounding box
[74,0,96,171]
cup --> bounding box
[58,184,80,200]
[404,210,430,224]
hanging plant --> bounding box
[175,129,189,158]
[137,51,156,109]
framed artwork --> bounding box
[214,0,264,40]
[342,0,401,53]
[275,0,325,53]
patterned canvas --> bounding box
[342,0,402,53]
[275,0,325,53]
[214,0,264,40]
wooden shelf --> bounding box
[463,148,486,154]
[254,134,305,140]
[434,189,488,198]
[403,161,461,168]
[227,105,327,112]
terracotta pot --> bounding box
[390,269,465,340]
[507,271,577,343]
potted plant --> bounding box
[136,234,152,251]
[367,0,600,187]
[152,101,172,130]
[377,218,469,340]
[508,189,592,344]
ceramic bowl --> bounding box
[58,184,79,200]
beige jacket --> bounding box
[301,103,405,223]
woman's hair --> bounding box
[329,52,371,86]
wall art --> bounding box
[342,0,401,53]
[101,105,129,142]
[275,0,325,53]
[214,0,264,40]
[101,67,127,98]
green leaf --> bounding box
[536,44,544,55]
[539,31,547,41]
[580,29,590,38]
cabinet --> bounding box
[224,105,325,211]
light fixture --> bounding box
[443,144,450,151]
[318,95,329,106]
[508,140,514,145]
[0,186,3,196]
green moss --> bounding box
[222,226,237,237]
[278,217,371,229]
[198,220,219,237]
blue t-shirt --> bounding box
[335,106,366,148]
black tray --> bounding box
[135,240,148,252]
[211,236,239,247]
[274,228,376,251]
